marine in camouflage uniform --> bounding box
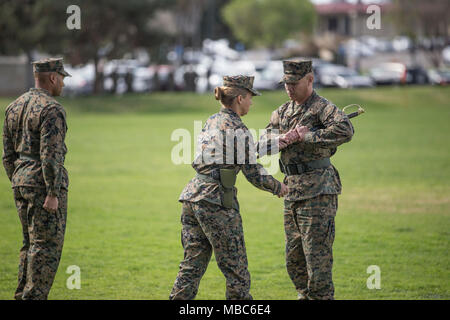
[170,76,284,300]
[258,60,354,300]
[2,58,70,300]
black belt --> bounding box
[279,158,331,175]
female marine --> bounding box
[170,75,288,300]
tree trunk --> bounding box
[93,54,104,94]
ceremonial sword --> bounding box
[257,104,365,158]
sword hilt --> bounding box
[257,104,365,157]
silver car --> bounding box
[318,64,374,88]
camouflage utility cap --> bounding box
[32,58,71,77]
[279,60,312,84]
[223,75,261,96]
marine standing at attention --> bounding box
[258,60,354,300]
[170,75,288,300]
[2,58,70,300]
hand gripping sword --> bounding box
[257,104,365,158]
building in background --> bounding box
[314,0,395,38]
[0,56,29,96]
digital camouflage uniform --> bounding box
[259,60,354,300]
[2,58,70,300]
[170,76,282,300]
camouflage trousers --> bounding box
[13,187,68,300]
[284,194,337,300]
[170,200,252,300]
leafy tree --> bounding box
[0,0,61,88]
[222,0,316,48]
[0,0,175,92]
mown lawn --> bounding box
[0,85,448,299]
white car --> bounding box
[318,65,374,88]
[369,62,407,85]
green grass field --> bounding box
[0,86,449,300]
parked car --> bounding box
[253,57,331,90]
[369,62,407,85]
[391,36,412,52]
[317,64,374,88]
[208,58,256,89]
[342,39,375,57]
[427,69,450,85]
[311,59,332,88]
[253,60,284,91]
[104,59,154,93]
[405,66,429,85]
[132,66,155,92]
[443,46,450,65]
[62,64,94,96]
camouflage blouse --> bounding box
[179,107,281,210]
[2,88,68,197]
[258,90,354,201]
